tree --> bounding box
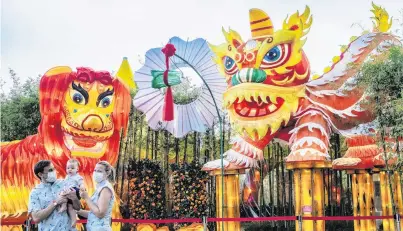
[357,45,403,223]
[358,45,403,161]
[0,69,41,141]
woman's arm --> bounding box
[77,210,90,218]
[82,188,112,219]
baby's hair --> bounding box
[67,158,80,167]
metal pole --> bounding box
[174,50,225,231]
[26,218,31,231]
[298,215,303,231]
[395,214,401,231]
[203,216,208,231]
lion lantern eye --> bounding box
[71,91,86,105]
[99,96,112,108]
[260,44,292,69]
[223,56,238,76]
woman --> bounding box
[78,161,115,231]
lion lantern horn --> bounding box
[249,8,274,38]
[116,57,136,90]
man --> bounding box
[28,160,81,231]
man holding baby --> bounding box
[28,160,81,231]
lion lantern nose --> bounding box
[82,115,104,132]
[231,68,266,86]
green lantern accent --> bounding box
[231,68,267,86]
[151,70,182,89]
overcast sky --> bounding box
[1,0,402,93]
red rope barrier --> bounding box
[303,215,396,221]
[2,215,402,226]
[110,218,202,224]
[1,221,28,226]
[207,216,296,222]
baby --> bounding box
[59,158,84,227]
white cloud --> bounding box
[1,0,402,92]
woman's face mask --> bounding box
[93,172,106,183]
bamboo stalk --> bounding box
[365,172,376,230]
[145,127,151,159]
[386,173,395,231]
[215,172,241,231]
[289,169,293,217]
[164,130,170,215]
[150,130,154,159]
[348,174,352,214]
[183,134,188,163]
[193,132,197,161]
[154,131,159,160]
[395,171,403,230]
[132,111,138,159]
[281,148,286,218]
[212,122,216,160]
[293,170,301,231]
[137,114,144,159]
[380,171,391,231]
[313,169,324,231]
[115,129,125,192]
[227,120,231,151]
[301,169,313,230]
[358,173,367,230]
[352,173,360,231]
[370,173,376,231]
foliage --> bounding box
[170,161,209,229]
[160,74,202,105]
[127,159,166,223]
[1,69,41,141]
[357,45,403,163]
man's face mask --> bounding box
[46,171,57,183]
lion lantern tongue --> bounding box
[161,43,176,121]
[72,136,98,148]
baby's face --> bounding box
[66,162,78,176]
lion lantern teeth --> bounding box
[258,108,267,116]
[256,97,265,107]
[269,95,278,104]
[261,94,269,104]
[249,108,257,117]
[245,93,253,102]
[268,104,277,112]
[240,107,250,116]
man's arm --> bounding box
[30,196,66,223]
[31,203,57,223]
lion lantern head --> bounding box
[38,66,131,161]
[209,7,312,141]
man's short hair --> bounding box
[33,160,51,179]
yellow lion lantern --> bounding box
[1,60,134,230]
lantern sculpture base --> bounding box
[379,170,403,231]
[210,169,244,231]
[287,161,330,231]
[392,171,403,231]
[347,169,376,231]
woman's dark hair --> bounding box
[33,160,51,179]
